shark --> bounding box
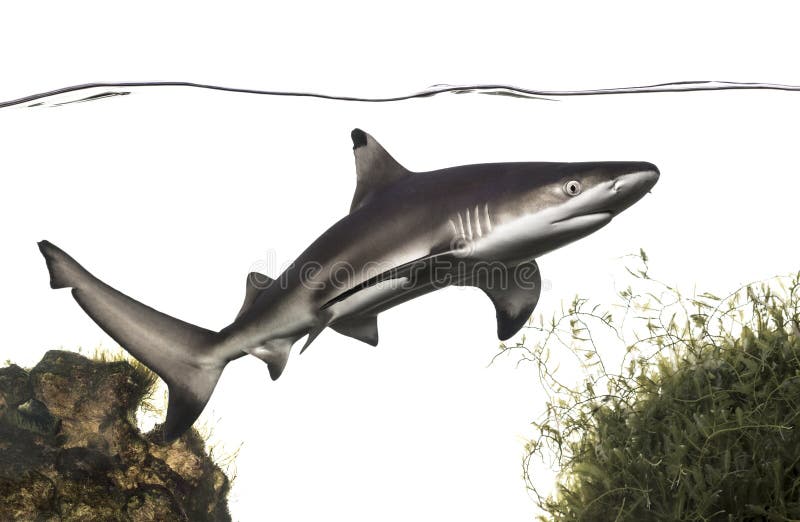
[38,129,659,441]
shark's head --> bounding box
[490,161,660,260]
[544,161,659,250]
[547,161,659,229]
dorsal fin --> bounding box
[236,272,274,320]
[471,259,542,341]
[350,128,412,212]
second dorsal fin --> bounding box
[349,128,412,212]
[236,272,274,320]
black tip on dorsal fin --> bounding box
[348,128,412,212]
[351,128,368,149]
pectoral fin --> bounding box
[473,259,542,341]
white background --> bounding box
[1,2,800,521]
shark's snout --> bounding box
[607,162,659,215]
[614,163,659,191]
[636,162,660,191]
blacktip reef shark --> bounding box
[38,129,659,441]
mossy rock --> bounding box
[0,364,33,408]
[0,350,231,521]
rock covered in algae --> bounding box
[0,350,231,521]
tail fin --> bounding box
[38,240,225,442]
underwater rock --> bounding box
[0,350,231,521]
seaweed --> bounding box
[501,252,800,521]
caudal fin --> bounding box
[38,240,225,442]
[39,240,89,289]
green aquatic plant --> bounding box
[502,252,800,521]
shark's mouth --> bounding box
[551,210,614,225]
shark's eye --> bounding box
[563,180,582,196]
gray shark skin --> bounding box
[38,129,659,441]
